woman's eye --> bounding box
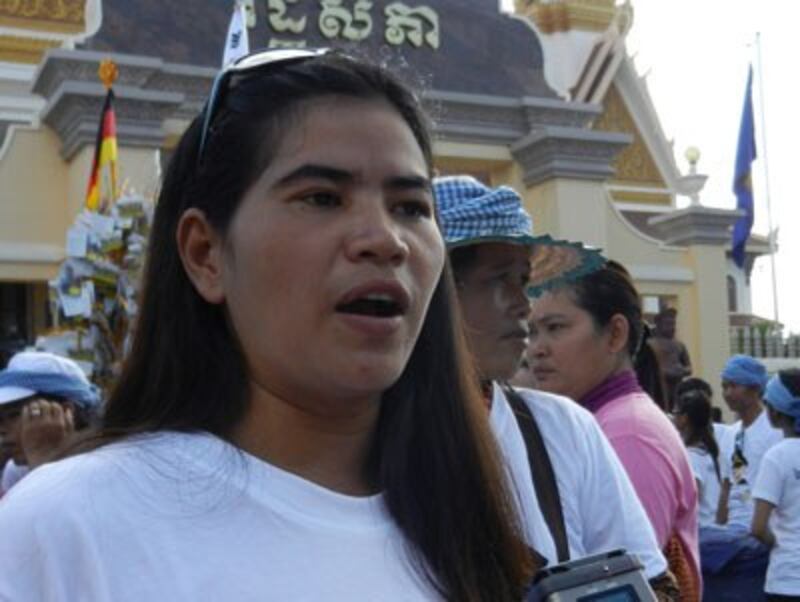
[394,200,432,219]
[547,323,565,333]
[297,191,340,208]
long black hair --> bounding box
[566,260,645,359]
[634,338,667,410]
[91,53,535,601]
[675,390,721,481]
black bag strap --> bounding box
[503,384,570,563]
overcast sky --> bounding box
[502,1,800,333]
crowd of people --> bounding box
[0,48,798,601]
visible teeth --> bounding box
[363,293,395,303]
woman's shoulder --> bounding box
[686,446,715,472]
[0,431,226,517]
[511,386,598,430]
[687,446,709,459]
[764,437,800,462]
[602,394,691,470]
[603,392,678,436]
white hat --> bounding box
[0,351,90,406]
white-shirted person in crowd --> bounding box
[0,350,100,496]
[0,50,543,601]
[518,258,701,599]
[717,355,784,528]
[751,369,800,602]
[433,176,673,593]
[674,388,723,528]
[675,376,732,451]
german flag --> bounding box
[85,89,119,212]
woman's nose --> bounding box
[529,333,548,358]
[502,282,531,320]
[344,204,410,265]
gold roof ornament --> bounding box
[98,59,118,90]
[0,1,86,34]
[0,0,90,64]
[515,0,617,34]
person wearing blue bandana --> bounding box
[699,356,785,602]
[434,175,673,590]
[0,351,100,494]
[751,369,800,600]
[717,354,783,528]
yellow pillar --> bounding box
[687,244,733,416]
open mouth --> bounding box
[336,294,405,318]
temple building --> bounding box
[0,0,769,398]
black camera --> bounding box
[525,550,657,602]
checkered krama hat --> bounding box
[434,175,536,248]
[434,175,607,298]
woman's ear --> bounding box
[176,208,226,304]
[607,313,631,355]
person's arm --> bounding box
[751,449,783,547]
[678,343,691,376]
[716,478,731,525]
[750,499,775,547]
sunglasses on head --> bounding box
[197,47,331,166]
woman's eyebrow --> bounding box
[386,174,432,192]
[535,313,569,323]
[275,164,431,192]
[276,164,353,186]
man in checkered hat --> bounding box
[0,351,100,495]
[435,175,672,583]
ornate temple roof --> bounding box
[81,0,557,99]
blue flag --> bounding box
[732,67,757,268]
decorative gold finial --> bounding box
[98,59,118,89]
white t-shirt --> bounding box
[489,384,667,578]
[0,432,438,601]
[752,438,800,596]
[719,410,784,528]
[713,422,733,449]
[687,446,722,527]
[0,459,28,495]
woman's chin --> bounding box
[533,377,568,398]
[345,363,407,396]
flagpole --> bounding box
[754,32,780,325]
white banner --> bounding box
[222,2,250,67]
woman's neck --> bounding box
[231,381,380,496]
[684,432,708,449]
[740,401,763,428]
[779,421,800,438]
[579,361,640,414]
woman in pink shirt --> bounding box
[525,260,701,600]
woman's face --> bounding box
[673,411,689,436]
[202,98,444,411]
[456,243,532,382]
[526,289,623,401]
